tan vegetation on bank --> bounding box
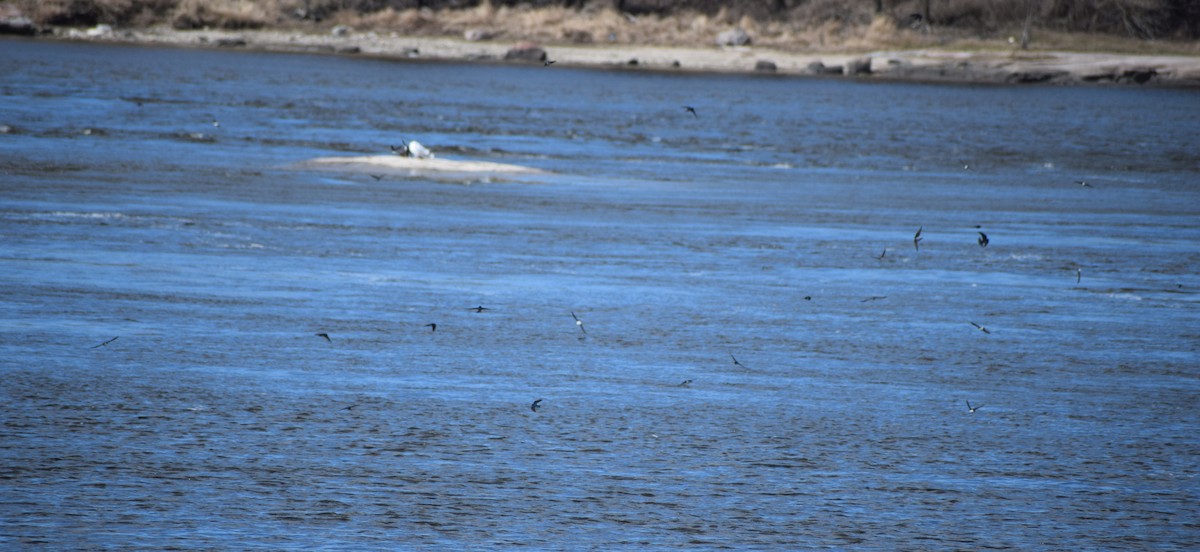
[6,0,1200,54]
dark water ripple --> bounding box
[2,38,1199,549]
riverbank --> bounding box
[12,22,1200,87]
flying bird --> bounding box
[424,323,437,332]
[969,322,991,334]
[468,306,491,313]
[861,296,887,303]
[876,248,887,260]
[913,226,923,251]
[684,106,698,118]
[730,353,743,367]
[966,400,982,413]
[316,332,332,342]
[977,231,989,247]
[1075,180,1093,188]
[530,399,544,412]
[369,174,384,181]
[679,379,693,387]
[571,312,586,334]
[90,336,119,349]
[544,59,556,66]
[1076,268,1082,285]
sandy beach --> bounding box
[28,24,1200,87]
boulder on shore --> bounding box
[806,61,843,75]
[504,41,546,63]
[845,57,872,75]
[716,28,751,47]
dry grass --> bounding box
[171,0,284,29]
[6,0,1197,54]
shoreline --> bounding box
[18,25,1200,87]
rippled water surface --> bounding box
[2,39,1199,549]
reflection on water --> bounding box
[1,39,1198,549]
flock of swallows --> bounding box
[86,219,1095,416]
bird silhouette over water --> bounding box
[679,379,693,387]
[571,312,586,334]
[369,174,384,181]
[970,322,991,335]
[730,353,744,367]
[544,59,556,66]
[1076,268,1082,285]
[316,333,332,343]
[530,399,544,412]
[1075,180,1093,188]
[876,248,887,260]
[684,106,698,118]
[977,231,989,247]
[468,306,491,313]
[90,336,119,349]
[966,400,982,413]
[914,226,923,251]
[861,296,887,303]
[424,323,437,332]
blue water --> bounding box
[2,38,1199,549]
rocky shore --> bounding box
[9,21,1200,87]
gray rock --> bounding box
[85,24,114,38]
[754,60,777,72]
[716,28,751,47]
[331,25,351,37]
[463,29,492,42]
[504,42,546,63]
[1117,67,1157,84]
[1006,70,1069,84]
[845,57,872,75]
[807,61,842,75]
[214,37,247,48]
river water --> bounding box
[2,39,1198,549]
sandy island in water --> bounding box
[30,24,1200,87]
[301,154,547,179]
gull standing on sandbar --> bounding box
[391,139,434,159]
